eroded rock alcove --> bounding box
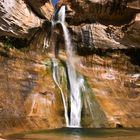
[0,0,140,135]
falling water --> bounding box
[52,58,69,126]
[52,6,82,127]
[50,5,109,128]
[51,6,69,126]
[67,63,82,127]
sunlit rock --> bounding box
[0,46,64,134]
[25,0,54,20]
[0,0,42,39]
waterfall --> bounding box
[52,58,69,126]
[51,5,82,127]
[59,6,82,127]
[51,6,69,127]
[67,62,82,127]
[49,5,109,128]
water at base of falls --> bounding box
[8,128,140,140]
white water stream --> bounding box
[52,6,83,127]
[59,6,83,127]
[52,58,69,126]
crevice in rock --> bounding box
[23,0,46,19]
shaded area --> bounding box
[77,48,140,68]
[0,36,28,49]
[59,0,140,25]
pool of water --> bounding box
[7,128,140,140]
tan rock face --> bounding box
[0,0,54,39]
[25,0,54,20]
[77,51,140,128]
[69,18,140,50]
[0,46,64,135]
[0,0,42,39]
[58,0,140,25]
[120,20,140,48]
[127,0,140,10]
[0,0,140,134]
[69,24,126,50]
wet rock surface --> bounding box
[0,0,140,136]
[0,46,64,135]
[0,44,139,135]
[78,51,140,128]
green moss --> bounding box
[0,36,28,49]
[43,60,52,76]
[81,115,93,127]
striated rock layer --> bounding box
[69,15,140,50]
[0,0,41,38]
[78,52,140,128]
[0,0,140,136]
[59,0,140,49]
[0,0,54,39]
[25,0,54,20]
[59,0,140,25]
[0,45,64,135]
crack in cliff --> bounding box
[23,0,46,19]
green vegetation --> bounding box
[0,36,28,49]
[43,60,52,76]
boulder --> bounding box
[0,0,41,39]
[127,0,140,10]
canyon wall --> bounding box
[59,0,140,128]
[0,0,140,135]
[0,0,53,38]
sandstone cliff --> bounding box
[0,0,53,39]
[57,0,140,128]
[0,46,64,135]
[59,0,140,49]
[0,0,140,136]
